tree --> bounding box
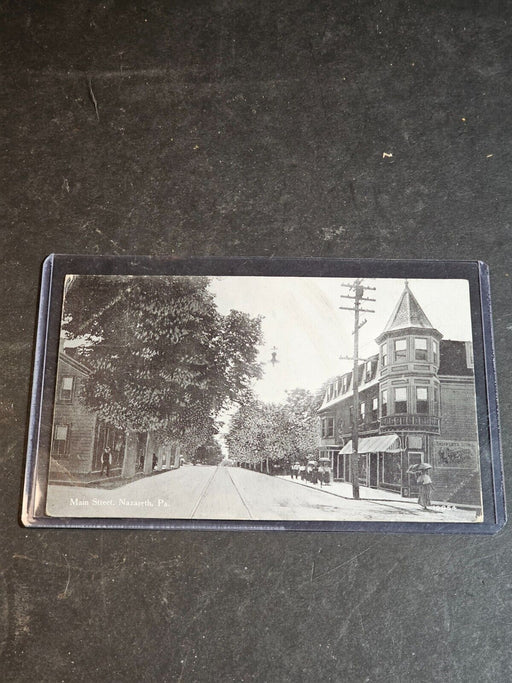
[225,389,320,471]
[225,399,266,468]
[62,275,263,444]
[280,388,322,462]
[191,439,223,466]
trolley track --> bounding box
[189,466,254,520]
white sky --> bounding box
[209,277,473,404]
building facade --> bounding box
[50,351,181,482]
[318,283,481,506]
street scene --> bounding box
[45,274,484,523]
[46,464,478,522]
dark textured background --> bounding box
[1,2,511,681]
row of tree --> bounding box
[62,275,263,458]
[225,388,322,472]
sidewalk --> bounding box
[278,474,479,511]
[50,467,176,490]
[279,474,406,501]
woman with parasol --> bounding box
[407,462,434,510]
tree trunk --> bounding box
[121,430,136,478]
[143,432,152,475]
[174,443,181,468]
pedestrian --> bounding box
[152,453,158,471]
[306,463,312,482]
[310,465,318,485]
[101,445,112,477]
[317,463,325,487]
[299,464,306,481]
[416,463,433,509]
[291,462,300,479]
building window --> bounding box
[52,424,69,458]
[433,386,439,415]
[342,376,348,393]
[382,453,402,486]
[381,390,388,417]
[360,401,366,422]
[394,387,407,414]
[381,345,388,367]
[372,397,378,420]
[365,360,372,382]
[60,376,74,403]
[432,339,438,365]
[394,339,407,362]
[416,387,429,413]
[415,338,428,361]
[408,434,423,449]
[322,417,334,438]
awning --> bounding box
[339,434,401,455]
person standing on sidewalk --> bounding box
[416,463,433,510]
[317,463,325,487]
[101,446,112,477]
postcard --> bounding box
[22,257,505,532]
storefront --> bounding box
[338,434,403,492]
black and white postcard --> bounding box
[22,257,505,532]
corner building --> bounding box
[318,282,481,506]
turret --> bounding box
[376,281,442,434]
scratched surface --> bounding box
[1,2,512,681]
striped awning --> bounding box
[339,434,401,455]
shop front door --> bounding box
[369,453,378,488]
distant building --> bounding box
[50,351,180,482]
[318,282,481,506]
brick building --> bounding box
[318,282,481,506]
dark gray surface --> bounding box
[1,2,511,681]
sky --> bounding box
[208,276,473,404]
[60,273,473,405]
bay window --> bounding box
[416,387,429,413]
[394,387,407,414]
[394,339,407,362]
[415,338,428,361]
[381,390,388,417]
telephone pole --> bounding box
[340,280,375,500]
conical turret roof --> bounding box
[377,281,440,342]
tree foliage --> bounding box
[225,389,321,467]
[62,275,263,441]
[191,439,223,466]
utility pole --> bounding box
[340,279,375,500]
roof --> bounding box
[58,350,91,375]
[377,282,437,341]
[319,354,379,411]
[438,340,474,376]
